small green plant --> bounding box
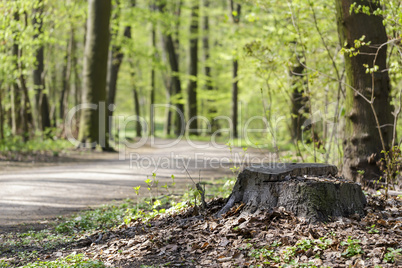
[17,250,39,261]
[281,246,297,263]
[133,186,141,196]
[271,240,282,248]
[248,247,280,264]
[0,259,10,267]
[20,253,105,268]
[340,237,364,257]
[367,224,380,234]
[379,146,402,198]
[226,143,248,177]
[383,247,402,263]
[296,239,314,251]
[357,170,365,175]
[317,236,333,250]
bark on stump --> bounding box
[218,163,367,222]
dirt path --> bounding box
[0,138,268,229]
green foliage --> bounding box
[383,247,402,263]
[0,129,72,156]
[366,224,379,234]
[340,237,364,258]
[20,253,105,268]
[380,146,402,192]
[248,247,280,264]
[55,201,134,234]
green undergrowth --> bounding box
[20,253,106,268]
[245,236,334,267]
[0,129,72,156]
[0,178,234,267]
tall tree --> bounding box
[78,0,112,150]
[11,12,22,136]
[32,0,51,131]
[60,30,74,122]
[289,42,308,142]
[0,85,4,140]
[130,66,142,137]
[149,0,157,136]
[187,0,200,134]
[335,0,392,181]
[228,0,241,138]
[107,0,134,121]
[159,1,185,136]
[11,11,34,139]
[202,0,217,132]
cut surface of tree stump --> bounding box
[218,163,367,222]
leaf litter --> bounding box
[1,194,402,267]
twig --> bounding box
[184,168,206,209]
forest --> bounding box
[0,0,402,267]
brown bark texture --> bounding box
[335,0,392,182]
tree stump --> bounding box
[218,163,367,222]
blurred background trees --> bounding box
[0,0,401,184]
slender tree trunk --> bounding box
[78,0,112,150]
[6,87,12,130]
[17,12,34,140]
[202,0,217,133]
[150,22,156,136]
[60,31,74,122]
[48,56,57,128]
[106,45,123,121]
[0,85,4,140]
[187,0,199,134]
[229,0,241,138]
[157,9,172,136]
[72,34,81,135]
[335,0,392,182]
[174,0,182,68]
[107,0,135,141]
[133,85,142,137]
[32,0,51,132]
[159,3,184,136]
[232,59,239,138]
[19,67,34,140]
[11,13,22,136]
[289,46,309,141]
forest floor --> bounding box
[0,193,401,267]
[1,139,402,267]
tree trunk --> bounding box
[19,68,34,140]
[60,31,74,122]
[133,85,142,137]
[72,33,82,135]
[78,0,112,150]
[0,85,4,140]
[16,12,34,140]
[187,0,199,135]
[289,48,309,142]
[159,2,185,136]
[106,45,123,114]
[32,0,51,132]
[232,59,239,138]
[11,12,22,136]
[229,0,241,138]
[218,163,366,222]
[335,0,392,182]
[202,0,217,133]
[150,22,156,136]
